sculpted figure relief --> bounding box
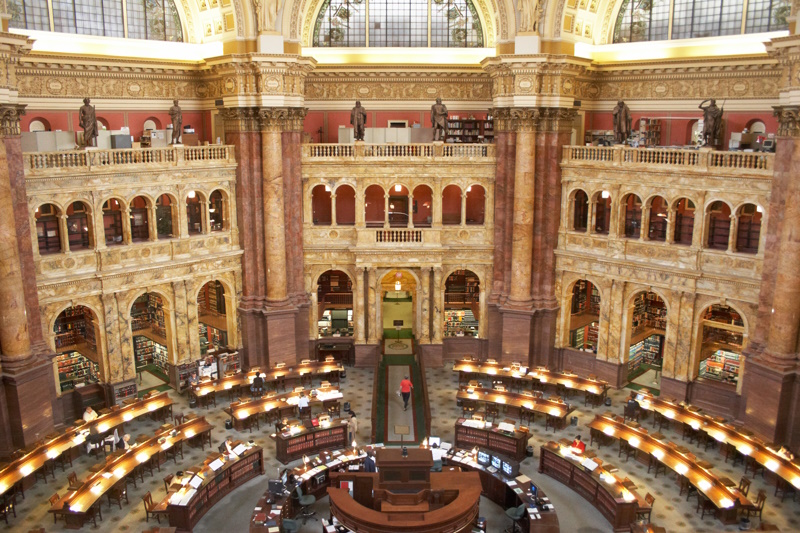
[79,97,98,147]
[699,99,723,146]
[169,99,182,144]
[612,100,631,144]
[350,100,367,141]
[431,97,449,141]
[253,0,279,32]
[519,0,542,33]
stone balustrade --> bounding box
[302,143,495,161]
[563,145,773,175]
[24,145,236,174]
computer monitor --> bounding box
[428,436,441,447]
[491,455,502,469]
[635,393,644,402]
[280,470,288,486]
[531,483,538,498]
[477,450,490,465]
[268,479,283,494]
[502,461,515,477]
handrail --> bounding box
[370,356,381,444]
[24,145,236,173]
[562,145,773,175]
[302,143,495,160]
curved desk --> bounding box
[328,471,481,533]
[539,441,647,532]
[457,387,574,431]
[191,361,344,399]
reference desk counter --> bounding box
[166,444,264,532]
[447,447,560,533]
[49,417,214,528]
[0,392,173,501]
[636,392,800,491]
[275,419,349,464]
[455,418,529,460]
[587,413,752,524]
[539,441,647,532]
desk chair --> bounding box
[142,491,168,523]
[679,475,697,501]
[48,493,61,524]
[107,482,128,509]
[647,453,666,477]
[744,456,765,479]
[34,460,55,484]
[746,490,766,520]
[652,410,670,431]
[504,503,526,533]
[67,472,82,491]
[618,440,635,462]
[294,486,317,524]
[635,493,655,523]
[723,442,744,466]
[0,491,15,525]
[775,477,796,501]
[281,518,300,532]
[739,476,751,497]
[486,404,500,423]
[696,493,716,519]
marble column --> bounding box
[432,267,443,343]
[420,267,431,343]
[0,106,32,363]
[147,205,158,241]
[202,202,211,235]
[384,193,389,227]
[309,291,318,339]
[507,108,538,304]
[367,268,378,343]
[185,282,201,362]
[727,214,739,252]
[58,214,70,253]
[355,268,366,343]
[121,207,133,244]
[665,206,676,244]
[490,114,509,298]
[260,108,289,304]
[171,281,189,368]
[640,206,651,241]
[331,193,337,226]
[355,188,366,228]
[460,190,467,226]
[375,272,383,342]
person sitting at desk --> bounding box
[430,443,446,462]
[219,436,235,455]
[779,445,795,461]
[188,372,199,387]
[364,450,376,472]
[571,435,586,454]
[116,433,131,450]
[297,392,310,415]
[83,406,98,422]
[251,373,264,395]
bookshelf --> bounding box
[216,352,240,374]
[637,118,662,147]
[276,424,348,464]
[153,342,169,372]
[134,336,153,367]
[445,114,493,144]
[700,350,741,382]
[56,351,99,392]
[454,419,527,461]
[445,309,478,337]
[54,306,97,352]
[628,334,663,374]
[113,381,138,405]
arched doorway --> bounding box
[381,270,417,341]
[697,304,745,386]
[35,203,62,254]
[130,292,172,390]
[197,281,229,354]
[626,291,667,390]
[444,270,480,337]
[568,280,600,352]
[316,270,353,338]
[53,305,101,393]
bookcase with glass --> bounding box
[56,351,99,392]
[569,280,600,351]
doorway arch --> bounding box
[316,270,354,338]
[53,305,103,393]
[624,290,668,391]
[444,269,480,338]
[380,269,418,342]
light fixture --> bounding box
[136,452,149,463]
[601,191,610,199]
[766,459,779,472]
[395,281,401,291]
[188,191,196,199]
[184,429,195,438]
[698,479,711,491]
[324,184,331,192]
[628,437,640,448]
[756,205,763,213]
[675,463,688,475]
[467,185,472,192]
[395,184,402,192]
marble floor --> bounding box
[5,362,798,533]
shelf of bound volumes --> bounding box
[56,351,99,392]
[276,424,348,464]
[133,335,169,370]
[628,334,663,375]
[454,418,527,461]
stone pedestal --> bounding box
[354,344,380,367]
[515,34,541,54]
[264,307,299,366]
[660,376,690,403]
[418,343,443,368]
[496,306,534,364]
[739,358,796,445]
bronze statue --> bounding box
[431,97,448,141]
[699,99,723,146]
[169,99,182,144]
[612,100,631,144]
[79,97,98,147]
[350,100,367,141]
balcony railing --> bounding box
[302,143,495,161]
[376,229,423,243]
[24,145,236,173]
[563,145,773,175]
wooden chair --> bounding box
[163,474,175,494]
[0,491,16,525]
[743,490,766,520]
[244,415,260,433]
[34,460,55,484]
[678,475,697,501]
[486,404,500,424]
[696,493,717,519]
[739,476,751,497]
[67,472,82,491]
[618,440,635,462]
[48,494,61,524]
[744,456,765,479]
[647,453,666,477]
[775,477,795,501]
[85,502,102,527]
[107,482,128,509]
[142,491,169,523]
[634,493,654,523]
[682,423,698,443]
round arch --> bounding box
[51,303,105,393]
[692,300,749,387]
[127,288,176,373]
[622,287,669,388]
[443,268,482,338]
[195,278,238,354]
[378,268,421,342]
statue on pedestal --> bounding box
[350,100,366,141]
[612,100,631,144]
[519,0,542,33]
[431,97,449,141]
[699,99,723,146]
[169,99,182,144]
[79,97,98,147]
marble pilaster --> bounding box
[171,281,189,366]
[261,108,289,304]
[186,282,201,363]
[367,268,378,343]
[102,293,124,384]
[432,267,443,344]
[355,268,366,343]
[420,267,431,344]
[115,292,136,382]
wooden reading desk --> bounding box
[0,392,173,500]
[539,441,648,532]
[587,413,752,524]
[191,361,344,400]
[48,417,213,528]
[636,392,800,492]
[456,386,574,431]
[223,387,344,430]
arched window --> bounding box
[66,201,93,250]
[313,0,484,48]
[312,185,333,226]
[102,198,124,246]
[673,198,695,245]
[36,203,62,254]
[442,185,462,225]
[736,203,762,254]
[186,191,203,234]
[335,185,356,226]
[209,190,226,231]
[647,196,668,241]
[389,184,410,227]
[316,270,354,338]
[9,0,183,41]
[622,194,642,238]
[569,280,600,352]
[572,190,589,231]
[365,185,385,227]
[613,0,788,43]
[130,196,150,242]
[706,201,731,250]
[444,270,480,337]
[594,191,612,235]
[413,185,433,227]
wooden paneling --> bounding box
[688,379,740,419]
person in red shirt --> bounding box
[400,376,414,411]
[571,435,586,454]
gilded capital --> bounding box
[286,107,308,132]
[0,104,25,136]
[258,107,289,132]
[510,108,540,132]
[491,108,513,132]
[774,105,800,137]
[541,107,578,133]
[219,107,260,133]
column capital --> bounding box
[510,108,540,132]
[219,107,260,133]
[0,104,25,137]
[490,107,514,132]
[258,107,308,132]
[540,107,578,133]
[773,105,800,137]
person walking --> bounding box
[400,375,414,411]
[347,410,358,443]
